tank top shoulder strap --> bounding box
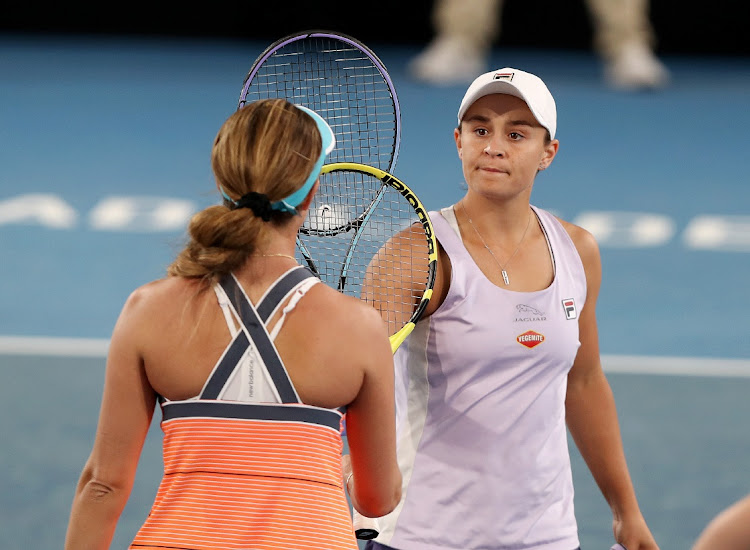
[255,266,319,323]
[202,267,317,403]
[432,205,469,259]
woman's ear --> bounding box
[540,139,559,170]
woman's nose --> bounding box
[483,141,504,156]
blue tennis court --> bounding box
[1,34,748,549]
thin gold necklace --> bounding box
[460,202,532,286]
[257,253,297,262]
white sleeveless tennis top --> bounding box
[374,205,586,550]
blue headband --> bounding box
[271,105,336,214]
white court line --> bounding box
[0,336,109,357]
[0,335,749,378]
[602,354,750,378]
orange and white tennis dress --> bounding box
[130,266,358,550]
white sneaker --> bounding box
[605,42,670,90]
[408,36,487,85]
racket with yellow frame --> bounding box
[297,162,437,539]
[299,162,437,354]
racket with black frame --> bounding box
[238,31,418,352]
[238,33,410,540]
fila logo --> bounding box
[562,298,577,320]
[517,330,545,348]
[493,72,514,81]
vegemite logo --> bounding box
[517,330,545,348]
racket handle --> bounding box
[352,508,381,540]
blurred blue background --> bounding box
[1,3,749,548]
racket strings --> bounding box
[241,36,398,173]
[303,171,381,235]
[298,171,432,337]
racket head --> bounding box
[298,162,437,353]
[238,30,401,173]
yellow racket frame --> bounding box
[319,162,438,354]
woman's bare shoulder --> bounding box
[121,276,208,318]
[305,282,388,332]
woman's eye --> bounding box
[475,128,488,136]
[509,132,523,140]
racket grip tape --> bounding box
[352,509,381,540]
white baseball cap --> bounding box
[457,67,557,139]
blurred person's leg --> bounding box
[408,0,501,84]
[585,0,670,89]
